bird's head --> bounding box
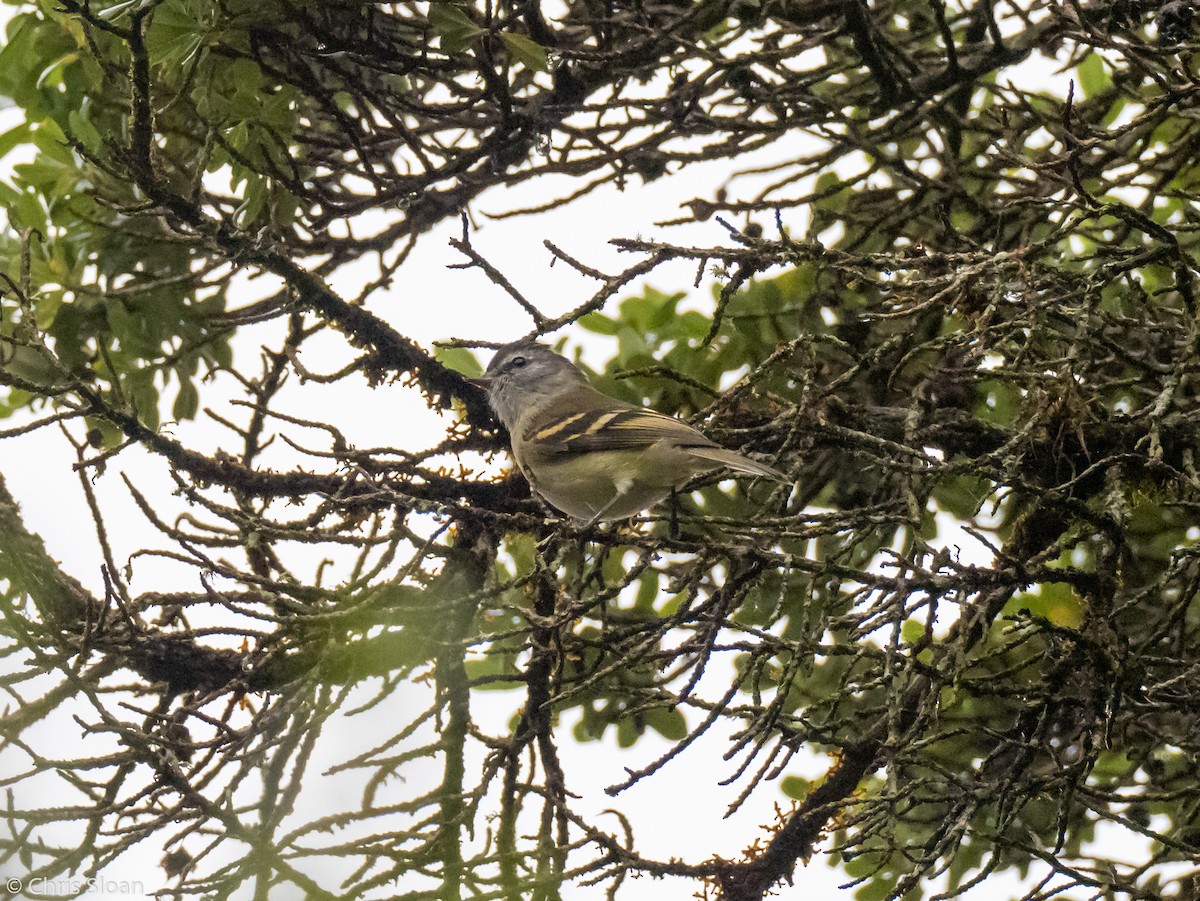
[474,340,588,429]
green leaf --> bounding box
[1077,53,1109,99]
[428,4,484,54]
[434,344,483,378]
[205,338,234,372]
[643,707,686,741]
[616,716,640,748]
[619,288,685,333]
[781,775,809,799]
[813,170,849,215]
[125,369,160,432]
[98,0,152,21]
[33,291,62,330]
[237,176,268,226]
[499,32,548,72]
[579,311,619,335]
[172,377,199,421]
[900,618,925,644]
[632,571,659,612]
[144,1,204,67]
[1100,95,1128,129]
[0,183,35,228]
[2,345,61,387]
[67,108,102,151]
[0,122,32,161]
[677,310,710,340]
[35,51,78,91]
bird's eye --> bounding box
[510,356,528,369]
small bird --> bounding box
[475,340,787,525]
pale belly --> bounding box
[524,444,715,522]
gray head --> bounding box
[477,341,588,429]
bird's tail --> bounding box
[685,446,788,482]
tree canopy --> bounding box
[2,0,1200,899]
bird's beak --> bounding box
[470,376,494,391]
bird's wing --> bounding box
[527,406,704,454]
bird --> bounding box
[474,339,787,525]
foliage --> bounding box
[1,1,1200,900]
